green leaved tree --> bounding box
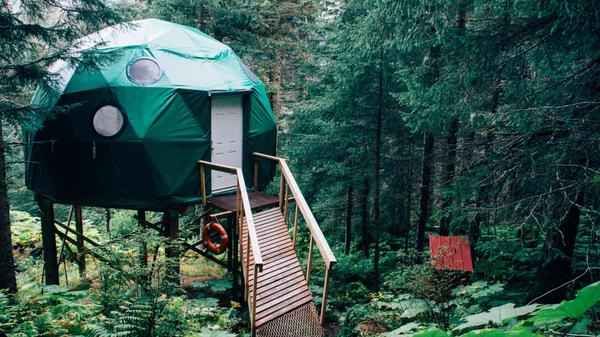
[0,0,128,292]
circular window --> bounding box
[127,58,162,85]
[92,105,125,137]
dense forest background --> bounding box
[1,0,600,336]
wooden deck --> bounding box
[209,191,278,212]
[242,208,316,329]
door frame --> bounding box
[208,91,251,195]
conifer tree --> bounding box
[0,0,126,292]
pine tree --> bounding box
[0,0,127,292]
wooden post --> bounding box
[226,216,233,270]
[244,209,250,302]
[137,210,148,270]
[164,210,180,287]
[137,210,149,288]
[37,195,59,285]
[74,205,86,279]
[105,208,111,238]
[229,214,240,300]
[251,264,259,334]
[306,235,314,285]
[320,265,331,325]
[200,164,207,206]
[292,204,299,247]
[283,186,289,227]
[253,160,259,191]
[236,188,243,263]
[278,171,285,209]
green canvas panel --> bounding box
[25,19,276,209]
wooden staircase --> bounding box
[243,208,315,328]
[199,153,336,337]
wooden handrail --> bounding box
[198,161,239,173]
[198,160,263,268]
[253,153,337,267]
[198,160,263,332]
[253,152,281,162]
[253,152,337,325]
[234,167,264,269]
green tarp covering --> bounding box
[25,19,276,209]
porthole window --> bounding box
[127,58,162,85]
[92,105,125,137]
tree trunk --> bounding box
[373,43,384,289]
[0,116,16,292]
[416,133,434,254]
[270,48,282,120]
[534,192,583,303]
[404,140,414,252]
[439,118,459,235]
[360,179,369,258]
[344,184,353,254]
[439,3,466,236]
[470,75,502,258]
[270,12,283,121]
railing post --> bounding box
[200,164,206,206]
[251,264,259,334]
[236,187,243,267]
[283,185,290,227]
[253,160,259,191]
[306,235,314,285]
[278,169,285,209]
[320,264,331,325]
[292,203,299,247]
[245,221,250,301]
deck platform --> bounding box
[208,191,278,212]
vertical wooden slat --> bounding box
[320,265,331,325]
[253,160,259,191]
[278,170,285,209]
[236,187,242,261]
[200,164,206,206]
[283,186,289,227]
[245,210,250,301]
[292,203,299,247]
[251,264,259,334]
[306,235,314,285]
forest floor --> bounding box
[4,209,600,337]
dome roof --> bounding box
[33,19,261,107]
[25,19,276,208]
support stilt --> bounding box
[37,195,58,285]
[228,215,240,300]
[137,210,149,288]
[164,210,180,287]
[74,205,86,279]
[137,210,148,270]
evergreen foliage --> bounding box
[1,0,599,336]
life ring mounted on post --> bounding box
[202,221,229,254]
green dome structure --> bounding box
[25,19,277,209]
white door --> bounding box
[211,94,243,193]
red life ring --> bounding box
[202,222,229,254]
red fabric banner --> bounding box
[429,235,474,272]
